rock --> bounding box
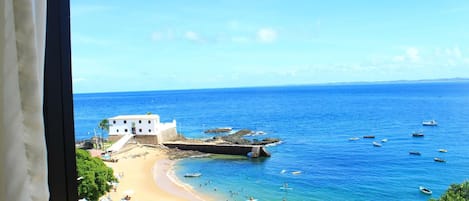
[204,127,232,133]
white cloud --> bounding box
[405,47,420,62]
[151,32,163,41]
[151,29,174,42]
[393,56,405,62]
[393,47,420,63]
[444,47,462,58]
[184,31,202,42]
[257,28,277,43]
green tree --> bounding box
[430,181,469,201]
[76,149,116,201]
[98,119,109,133]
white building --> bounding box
[108,114,178,144]
[108,114,173,135]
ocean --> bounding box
[74,81,469,201]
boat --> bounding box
[184,173,202,177]
[381,138,388,143]
[434,157,446,162]
[348,137,360,141]
[291,171,302,175]
[246,197,258,201]
[422,120,438,126]
[372,141,382,147]
[438,149,448,153]
[280,183,293,191]
[280,186,293,191]
[363,135,375,139]
[409,151,421,155]
[419,186,432,195]
[412,132,424,137]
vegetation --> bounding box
[430,181,469,201]
[76,149,116,201]
[98,119,109,133]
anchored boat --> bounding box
[422,120,438,126]
[419,186,432,195]
[434,157,446,162]
[184,173,202,177]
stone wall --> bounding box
[134,135,158,144]
[108,135,123,143]
[157,127,179,143]
[108,126,178,145]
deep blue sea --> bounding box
[74,81,469,201]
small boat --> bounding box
[280,169,287,174]
[419,186,432,195]
[412,132,424,137]
[280,183,293,191]
[422,120,438,126]
[409,151,421,155]
[246,197,258,201]
[372,141,382,147]
[434,157,446,162]
[280,186,293,191]
[291,171,302,175]
[363,135,375,139]
[438,149,448,153]
[381,138,388,143]
[184,173,202,177]
[348,137,360,141]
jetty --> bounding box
[163,142,271,158]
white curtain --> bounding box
[0,0,49,201]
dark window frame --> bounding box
[43,0,77,200]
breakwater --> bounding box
[163,142,271,157]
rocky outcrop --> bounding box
[204,127,233,133]
[206,129,280,146]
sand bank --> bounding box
[104,144,212,201]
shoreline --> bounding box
[104,144,216,201]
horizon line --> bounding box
[73,77,469,95]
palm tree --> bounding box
[98,119,109,133]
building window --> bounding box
[148,129,152,132]
[148,120,151,124]
[139,128,142,132]
[138,120,142,124]
[124,120,127,124]
[113,120,116,124]
[125,129,128,132]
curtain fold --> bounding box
[0,0,49,201]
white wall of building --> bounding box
[107,115,177,140]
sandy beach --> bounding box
[104,144,212,201]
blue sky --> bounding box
[71,0,469,93]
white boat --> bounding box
[422,120,438,126]
[381,138,388,143]
[348,137,360,141]
[373,141,382,147]
[291,171,302,175]
[419,186,432,195]
[438,149,448,153]
[434,157,446,162]
[412,131,424,137]
[184,173,202,177]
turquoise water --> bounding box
[74,81,469,200]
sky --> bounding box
[71,0,469,93]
